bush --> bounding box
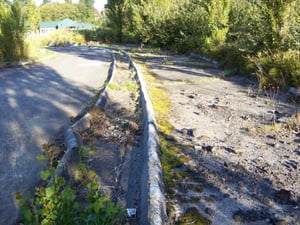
[17,149,125,225]
[252,50,300,89]
[40,30,86,47]
[0,0,26,62]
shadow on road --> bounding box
[47,46,112,63]
[0,49,109,225]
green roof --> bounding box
[39,19,97,30]
[58,18,77,29]
[39,21,58,29]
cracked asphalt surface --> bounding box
[0,46,111,225]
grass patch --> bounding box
[108,81,138,92]
[107,82,119,90]
[259,123,282,133]
[121,82,138,91]
[177,207,211,225]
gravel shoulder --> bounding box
[135,50,300,225]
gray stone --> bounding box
[289,87,299,96]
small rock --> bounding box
[208,104,217,109]
[181,128,194,137]
[277,117,290,124]
[194,145,202,151]
[204,208,213,216]
[166,135,176,141]
[267,134,276,139]
[275,143,280,149]
[266,142,275,147]
[288,87,299,96]
[202,145,213,152]
[275,189,292,204]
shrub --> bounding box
[252,50,300,88]
[40,30,86,47]
[17,147,125,225]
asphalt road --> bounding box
[0,46,111,225]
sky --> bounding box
[34,0,107,12]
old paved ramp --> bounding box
[0,46,111,225]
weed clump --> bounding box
[177,207,212,225]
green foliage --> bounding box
[0,0,26,62]
[177,207,211,225]
[251,50,300,88]
[40,30,86,46]
[39,3,80,21]
[201,0,231,46]
[105,0,129,42]
[22,0,40,31]
[17,149,125,225]
[101,0,300,87]
[80,27,119,43]
[39,2,96,23]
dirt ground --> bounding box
[134,50,300,225]
[79,51,146,224]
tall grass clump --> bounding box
[251,50,300,89]
[0,0,26,62]
[40,30,86,47]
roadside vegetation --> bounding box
[17,146,125,225]
[1,0,299,223]
[103,0,300,89]
[0,0,97,63]
[1,0,299,88]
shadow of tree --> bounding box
[0,46,111,225]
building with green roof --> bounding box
[38,19,96,35]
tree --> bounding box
[0,0,25,61]
[198,0,231,46]
[39,3,80,21]
[23,0,40,31]
[77,2,95,22]
[105,0,129,42]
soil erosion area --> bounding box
[133,49,300,225]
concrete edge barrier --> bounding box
[121,50,167,225]
[55,49,116,178]
[55,47,167,224]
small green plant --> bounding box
[259,123,282,133]
[177,207,211,225]
[17,148,125,225]
[264,86,280,125]
[121,82,138,91]
[107,82,119,90]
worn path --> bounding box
[134,50,300,225]
[0,46,111,225]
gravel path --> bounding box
[0,46,111,225]
[135,50,300,225]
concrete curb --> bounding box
[57,47,166,225]
[55,48,116,178]
[122,50,167,225]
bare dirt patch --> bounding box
[79,52,144,224]
[134,50,300,225]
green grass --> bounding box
[176,207,212,225]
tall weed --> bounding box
[252,50,300,88]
